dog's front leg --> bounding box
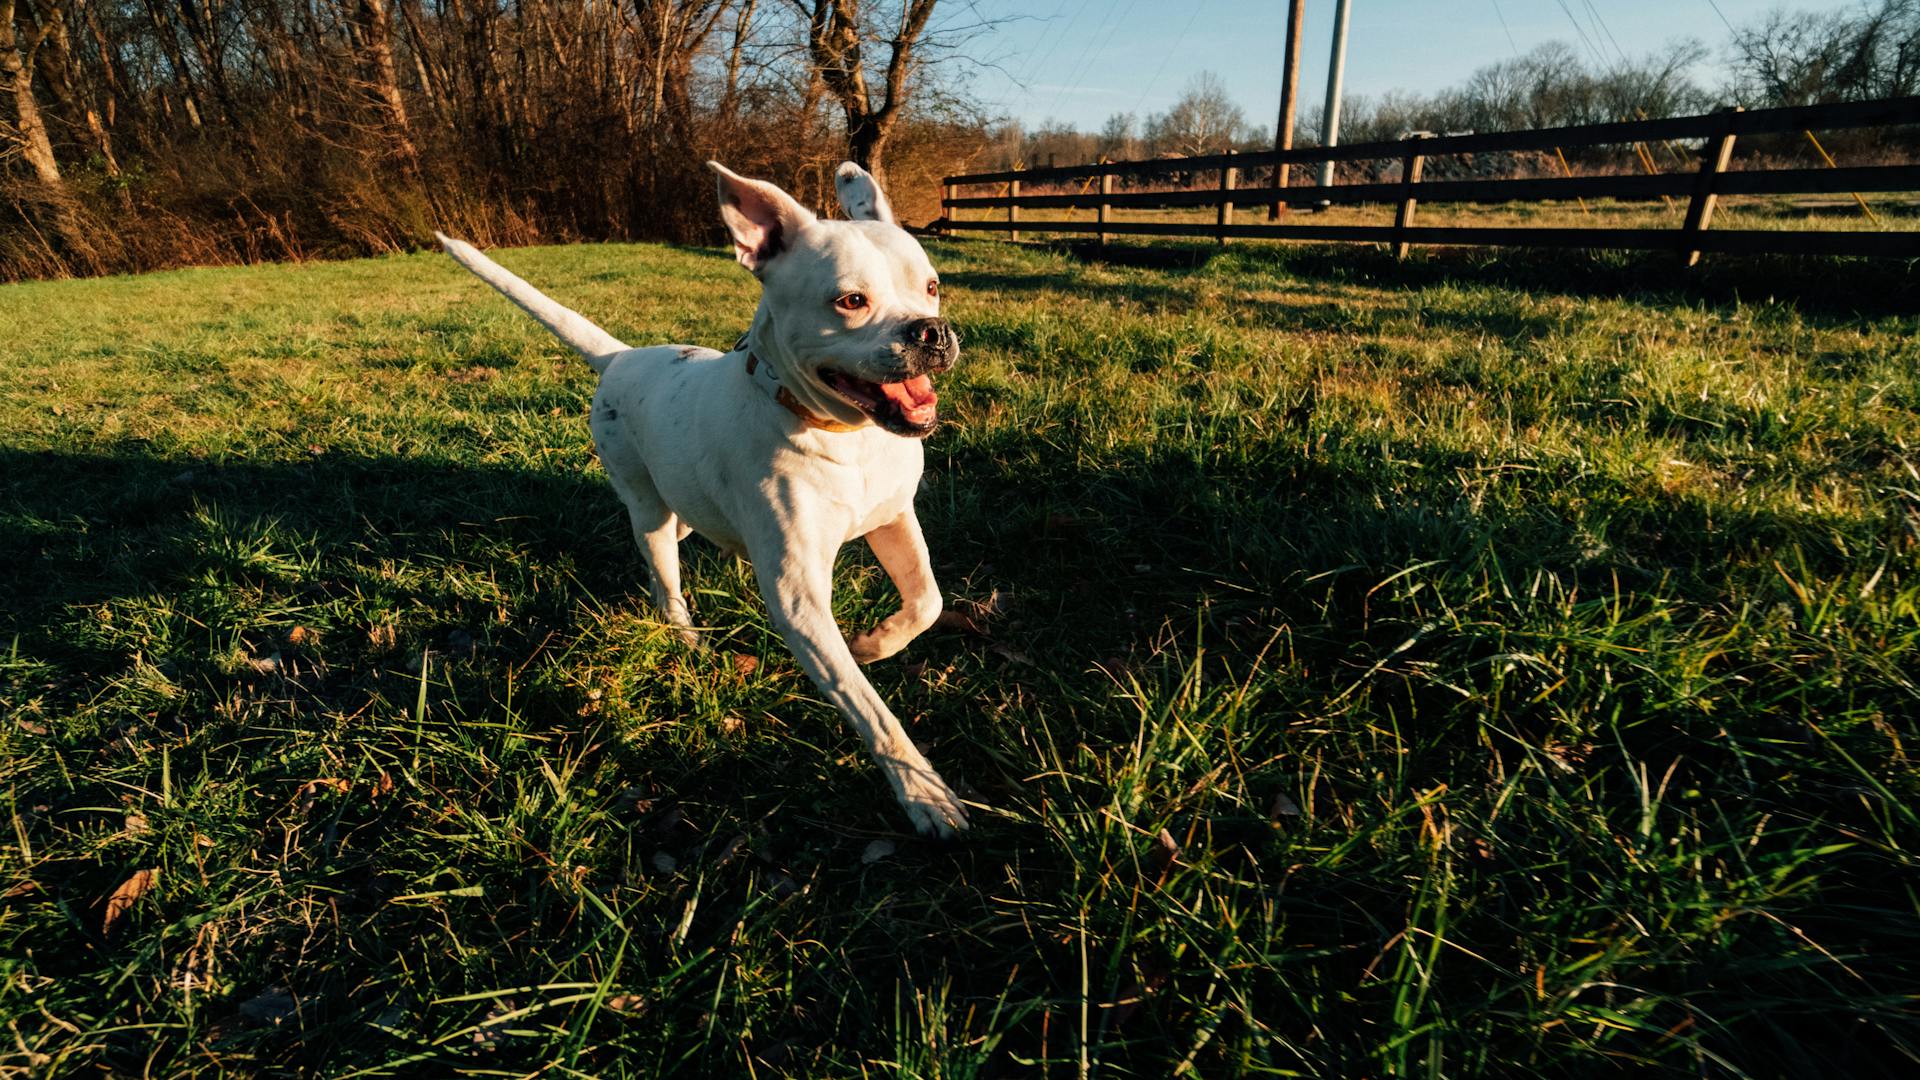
[848,510,943,664]
[748,529,969,836]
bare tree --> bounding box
[1730,0,1920,106]
[1145,72,1249,157]
[795,0,937,187]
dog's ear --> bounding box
[709,162,817,274]
[833,162,895,225]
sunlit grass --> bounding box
[1,238,1917,1075]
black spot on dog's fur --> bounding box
[602,407,619,421]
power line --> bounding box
[1127,0,1211,120]
[1012,0,1094,97]
[1041,0,1143,124]
[1489,0,1520,57]
[1580,0,1630,67]
[1703,0,1737,34]
[1551,0,1608,69]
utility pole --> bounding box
[1317,0,1353,206]
[1269,0,1307,219]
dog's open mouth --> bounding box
[819,369,939,435]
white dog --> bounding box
[436,161,968,836]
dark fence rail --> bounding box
[939,96,1920,262]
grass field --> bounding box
[2,237,1918,1077]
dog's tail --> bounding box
[435,232,626,373]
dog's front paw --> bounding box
[847,628,890,664]
[891,764,971,837]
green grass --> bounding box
[2,237,1918,1076]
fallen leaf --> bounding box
[932,610,986,636]
[373,771,395,799]
[1106,966,1172,1029]
[287,625,315,647]
[1144,828,1180,881]
[102,868,157,935]
[707,832,748,867]
[368,624,397,650]
[720,716,745,736]
[4,880,40,899]
[1269,791,1302,819]
[730,653,759,677]
[861,839,896,865]
[294,778,351,814]
[472,999,518,1046]
[604,994,646,1014]
[124,813,149,837]
[237,986,298,1027]
[245,653,282,675]
[989,642,1035,667]
[15,717,48,736]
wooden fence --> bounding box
[940,97,1920,262]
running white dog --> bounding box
[436,161,968,835]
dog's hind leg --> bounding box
[848,511,943,664]
[612,477,700,649]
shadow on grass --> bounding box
[940,236,1920,324]
[1,435,1910,1076]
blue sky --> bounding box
[950,0,1855,132]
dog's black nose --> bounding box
[905,317,953,351]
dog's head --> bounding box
[709,161,957,438]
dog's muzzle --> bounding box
[901,317,959,373]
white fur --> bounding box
[437,162,969,836]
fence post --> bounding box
[941,181,955,237]
[1392,133,1431,261]
[1681,106,1741,267]
[1217,151,1237,245]
[1097,168,1112,247]
[1008,177,1020,242]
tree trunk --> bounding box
[847,109,889,187]
[355,0,417,164]
[0,0,63,182]
[140,0,204,128]
[721,0,754,117]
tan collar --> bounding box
[739,336,862,433]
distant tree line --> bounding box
[3,0,1916,279]
[986,1,1918,173]
[0,0,991,279]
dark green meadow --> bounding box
[1,238,1917,1076]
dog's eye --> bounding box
[926,281,939,298]
[835,292,868,312]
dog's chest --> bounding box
[592,350,923,548]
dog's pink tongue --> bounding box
[880,375,938,424]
